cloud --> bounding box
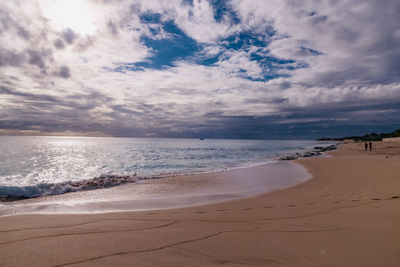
[136,0,235,43]
[27,49,47,69]
[0,0,399,138]
[58,65,70,78]
[107,20,119,36]
[62,28,77,44]
[216,49,264,80]
[53,39,65,49]
[231,0,400,88]
[0,49,26,66]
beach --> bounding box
[0,142,399,266]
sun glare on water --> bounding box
[40,0,96,35]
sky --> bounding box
[0,0,399,139]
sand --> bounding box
[0,142,399,266]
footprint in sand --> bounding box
[287,204,296,207]
[371,198,381,201]
[243,208,253,211]
[263,205,274,209]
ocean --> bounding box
[0,136,324,201]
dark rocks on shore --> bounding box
[281,155,299,161]
[280,145,337,161]
[313,145,337,152]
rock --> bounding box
[321,145,337,151]
[280,155,298,161]
[280,145,336,161]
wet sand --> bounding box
[0,142,399,266]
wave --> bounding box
[0,174,139,201]
[0,144,338,202]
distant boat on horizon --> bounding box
[199,137,205,140]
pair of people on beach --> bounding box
[365,141,372,151]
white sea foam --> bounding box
[0,174,138,200]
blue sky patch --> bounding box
[122,15,201,70]
[209,0,240,24]
[116,9,307,82]
[137,21,199,69]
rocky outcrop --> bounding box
[280,144,337,161]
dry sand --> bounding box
[0,142,399,266]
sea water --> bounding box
[0,136,321,199]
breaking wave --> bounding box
[0,174,139,201]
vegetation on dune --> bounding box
[317,128,400,142]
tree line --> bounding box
[317,128,400,141]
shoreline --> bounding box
[0,160,311,216]
[0,142,336,203]
[0,142,399,266]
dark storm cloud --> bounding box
[0,49,26,66]
[0,85,61,104]
[185,103,400,139]
[58,66,71,78]
[0,47,55,72]
[63,28,77,44]
[0,119,111,136]
[0,83,118,134]
[27,49,47,69]
[54,39,65,49]
[0,85,112,112]
[16,25,30,40]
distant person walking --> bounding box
[365,142,368,151]
[369,141,372,151]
